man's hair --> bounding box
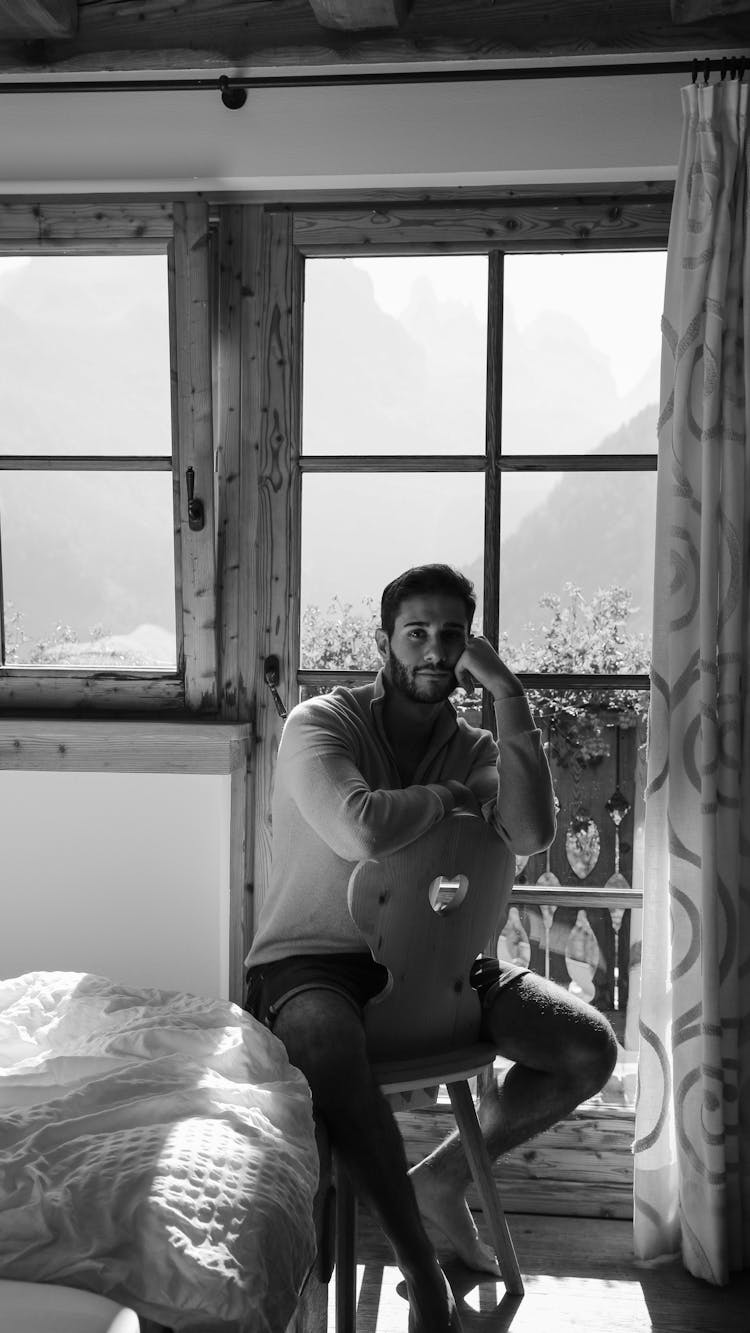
[380,564,476,638]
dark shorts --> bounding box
[244,951,528,1035]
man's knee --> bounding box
[273,989,374,1109]
[485,972,618,1092]
[565,1007,618,1092]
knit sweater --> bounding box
[246,670,556,968]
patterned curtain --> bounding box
[633,77,750,1282]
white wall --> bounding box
[0,71,685,192]
[0,771,231,1000]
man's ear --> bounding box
[375,627,389,661]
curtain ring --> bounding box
[691,58,699,85]
[720,57,728,81]
[739,57,747,83]
[703,58,711,84]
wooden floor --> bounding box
[329,1210,750,1333]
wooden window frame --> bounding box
[289,185,671,719]
[207,187,672,970]
[0,199,217,714]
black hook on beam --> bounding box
[219,76,248,110]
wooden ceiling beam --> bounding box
[0,0,77,39]
[307,0,413,30]
[0,1,748,74]
[671,0,750,20]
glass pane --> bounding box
[498,470,655,672]
[0,256,172,457]
[302,256,487,455]
[1,472,177,668]
[300,472,484,669]
[502,251,666,455]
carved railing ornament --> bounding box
[564,813,601,880]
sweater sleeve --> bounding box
[278,702,457,862]
[467,695,557,855]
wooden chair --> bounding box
[330,812,524,1332]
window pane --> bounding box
[0,256,172,457]
[1,472,177,668]
[302,256,487,455]
[502,251,665,456]
[498,471,655,672]
[300,472,484,668]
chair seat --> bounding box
[372,1041,498,1092]
[0,1280,140,1333]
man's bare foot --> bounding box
[410,1166,501,1276]
[404,1261,462,1333]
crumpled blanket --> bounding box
[0,971,319,1331]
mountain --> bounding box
[463,405,658,646]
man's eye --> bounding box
[408,630,426,639]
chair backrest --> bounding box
[347,813,514,1062]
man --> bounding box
[245,564,617,1333]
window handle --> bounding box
[264,655,288,719]
[185,467,205,531]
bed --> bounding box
[0,971,319,1332]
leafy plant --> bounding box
[505,583,650,767]
[3,604,144,666]
[301,596,381,672]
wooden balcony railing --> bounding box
[506,884,643,1071]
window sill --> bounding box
[0,719,252,775]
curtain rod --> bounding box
[0,54,745,107]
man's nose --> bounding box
[423,638,448,664]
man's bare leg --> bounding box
[410,971,618,1272]
[273,989,462,1333]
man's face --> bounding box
[377,593,470,704]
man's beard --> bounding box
[388,647,456,704]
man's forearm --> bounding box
[484,665,525,702]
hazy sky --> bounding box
[352,250,667,398]
[1,250,667,398]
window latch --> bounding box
[185,467,205,531]
[264,655,288,719]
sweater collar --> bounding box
[368,668,459,775]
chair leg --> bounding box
[334,1153,358,1332]
[447,1079,524,1296]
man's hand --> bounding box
[443,779,483,817]
[454,635,524,701]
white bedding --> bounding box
[0,971,319,1331]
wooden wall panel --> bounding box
[0,201,173,248]
[241,208,304,941]
[0,718,250,774]
[292,196,674,255]
[173,199,218,711]
[214,205,261,984]
[215,205,244,721]
[399,1101,635,1219]
[1,1,749,73]
[228,763,249,1006]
